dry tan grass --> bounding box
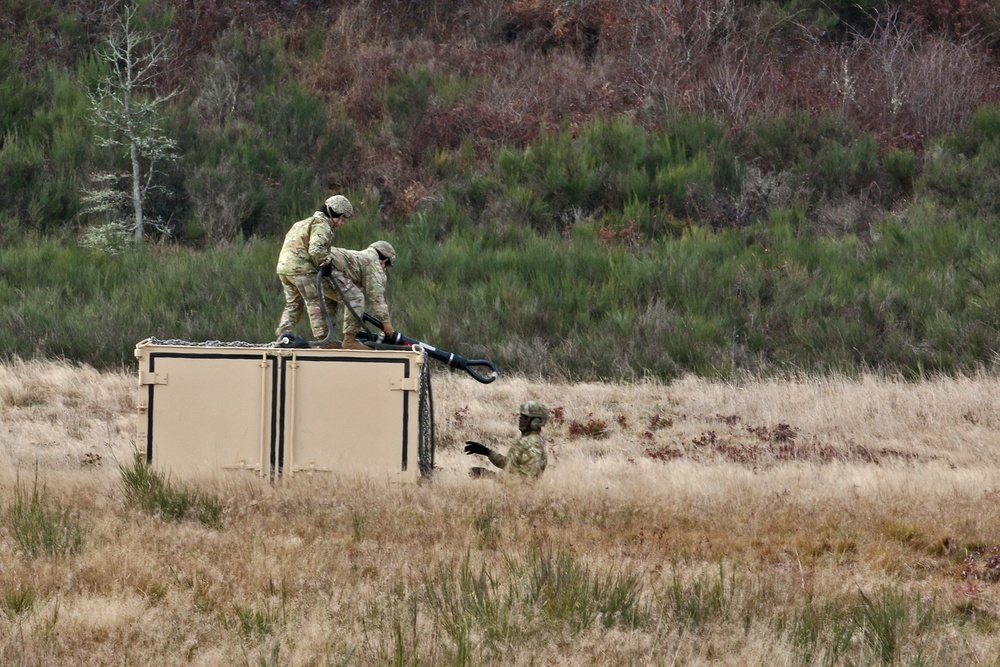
[2,359,1000,665]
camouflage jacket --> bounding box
[275,212,336,275]
[488,431,547,478]
[328,246,390,321]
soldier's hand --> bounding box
[464,441,490,457]
[319,264,333,277]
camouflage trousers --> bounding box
[275,272,365,341]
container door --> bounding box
[278,352,420,482]
[139,350,277,477]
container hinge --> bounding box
[139,371,169,386]
[391,377,420,392]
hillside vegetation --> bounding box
[2,0,1000,379]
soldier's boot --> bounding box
[320,340,342,349]
[341,333,366,350]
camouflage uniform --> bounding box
[326,245,390,336]
[275,211,361,340]
[486,432,548,478]
[467,401,549,480]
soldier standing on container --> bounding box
[326,240,396,350]
[464,401,549,479]
[274,194,358,347]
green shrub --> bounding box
[657,113,730,159]
[968,104,1000,143]
[488,115,730,234]
[385,66,436,140]
[5,186,1000,382]
[423,547,645,648]
[0,45,42,138]
[5,470,84,559]
[231,601,283,640]
[782,596,857,665]
[1,585,36,618]
[884,148,919,194]
[650,152,715,217]
[811,134,879,197]
[529,547,646,630]
[859,587,909,666]
[918,106,1000,215]
[0,133,45,212]
[665,563,733,630]
[254,83,329,161]
[319,114,357,173]
[119,453,223,528]
[424,553,516,647]
[737,112,879,204]
[580,115,647,181]
[0,58,94,231]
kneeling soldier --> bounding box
[464,401,549,479]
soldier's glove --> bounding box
[319,264,333,278]
[464,441,490,457]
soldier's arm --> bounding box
[465,441,507,469]
[308,215,335,268]
[486,448,508,470]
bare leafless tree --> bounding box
[83,3,178,244]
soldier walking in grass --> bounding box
[274,194,355,347]
[464,400,549,479]
[325,240,397,350]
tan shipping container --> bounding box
[134,339,432,482]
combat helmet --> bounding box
[324,194,354,218]
[519,400,548,429]
[370,240,396,267]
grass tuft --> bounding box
[119,453,223,528]
[5,469,84,559]
[2,585,36,619]
[666,562,732,630]
[473,503,501,550]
